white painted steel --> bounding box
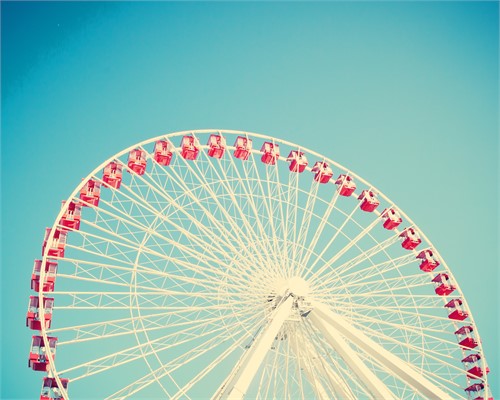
[34,129,490,399]
[216,295,294,400]
[310,310,398,400]
[311,301,454,400]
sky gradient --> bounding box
[1,1,498,398]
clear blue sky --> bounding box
[1,1,498,398]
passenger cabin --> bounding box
[287,150,308,173]
[311,162,333,184]
[102,162,123,189]
[42,229,67,258]
[358,190,380,212]
[462,354,490,379]
[180,136,199,160]
[381,208,402,230]
[207,134,226,159]
[416,249,440,272]
[154,140,173,166]
[260,142,280,165]
[40,377,69,400]
[455,326,478,349]
[445,299,468,321]
[464,383,493,400]
[31,259,58,292]
[26,296,54,330]
[60,201,82,231]
[233,136,252,160]
[28,336,58,372]
[432,273,456,296]
[79,179,101,207]
[399,227,421,250]
[127,149,147,175]
[335,174,356,197]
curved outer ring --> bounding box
[38,128,489,399]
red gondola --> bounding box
[59,201,82,231]
[79,179,100,207]
[358,190,380,212]
[455,326,478,349]
[432,273,456,296]
[26,296,54,330]
[40,377,69,400]
[153,140,173,166]
[399,227,421,250]
[381,208,402,230]
[127,149,147,175]
[233,136,252,160]
[42,229,67,258]
[102,162,123,189]
[31,259,58,292]
[445,299,468,321]
[180,136,199,160]
[207,134,226,159]
[260,142,280,165]
[287,150,308,173]
[28,336,58,372]
[416,249,440,272]
[464,383,493,400]
[462,354,490,379]
[311,162,333,184]
[335,174,356,197]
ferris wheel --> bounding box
[26,129,492,400]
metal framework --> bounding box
[28,129,491,399]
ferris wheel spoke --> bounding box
[294,180,320,276]
[55,312,229,348]
[57,257,241,294]
[309,311,398,399]
[288,329,330,400]
[65,227,254,292]
[267,162,292,277]
[310,233,402,290]
[330,307,463,365]
[328,272,430,297]
[145,151,276,278]
[321,253,416,291]
[242,155,284,275]
[301,192,362,277]
[75,210,230,277]
[52,290,243,310]
[192,144,279,273]
[310,302,454,400]
[281,170,299,276]
[170,330,251,400]
[305,214,383,282]
[335,301,457,331]
[302,320,359,400]
[261,162,287,277]
[61,305,259,382]
[105,311,259,400]
[221,151,283,277]
[73,193,254,284]
[299,189,341,277]
[99,166,261,281]
[344,318,468,384]
[58,252,252,299]
[94,180,257,279]
[49,309,231,344]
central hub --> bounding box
[275,276,310,298]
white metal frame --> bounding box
[34,129,490,399]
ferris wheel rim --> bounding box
[34,128,489,399]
